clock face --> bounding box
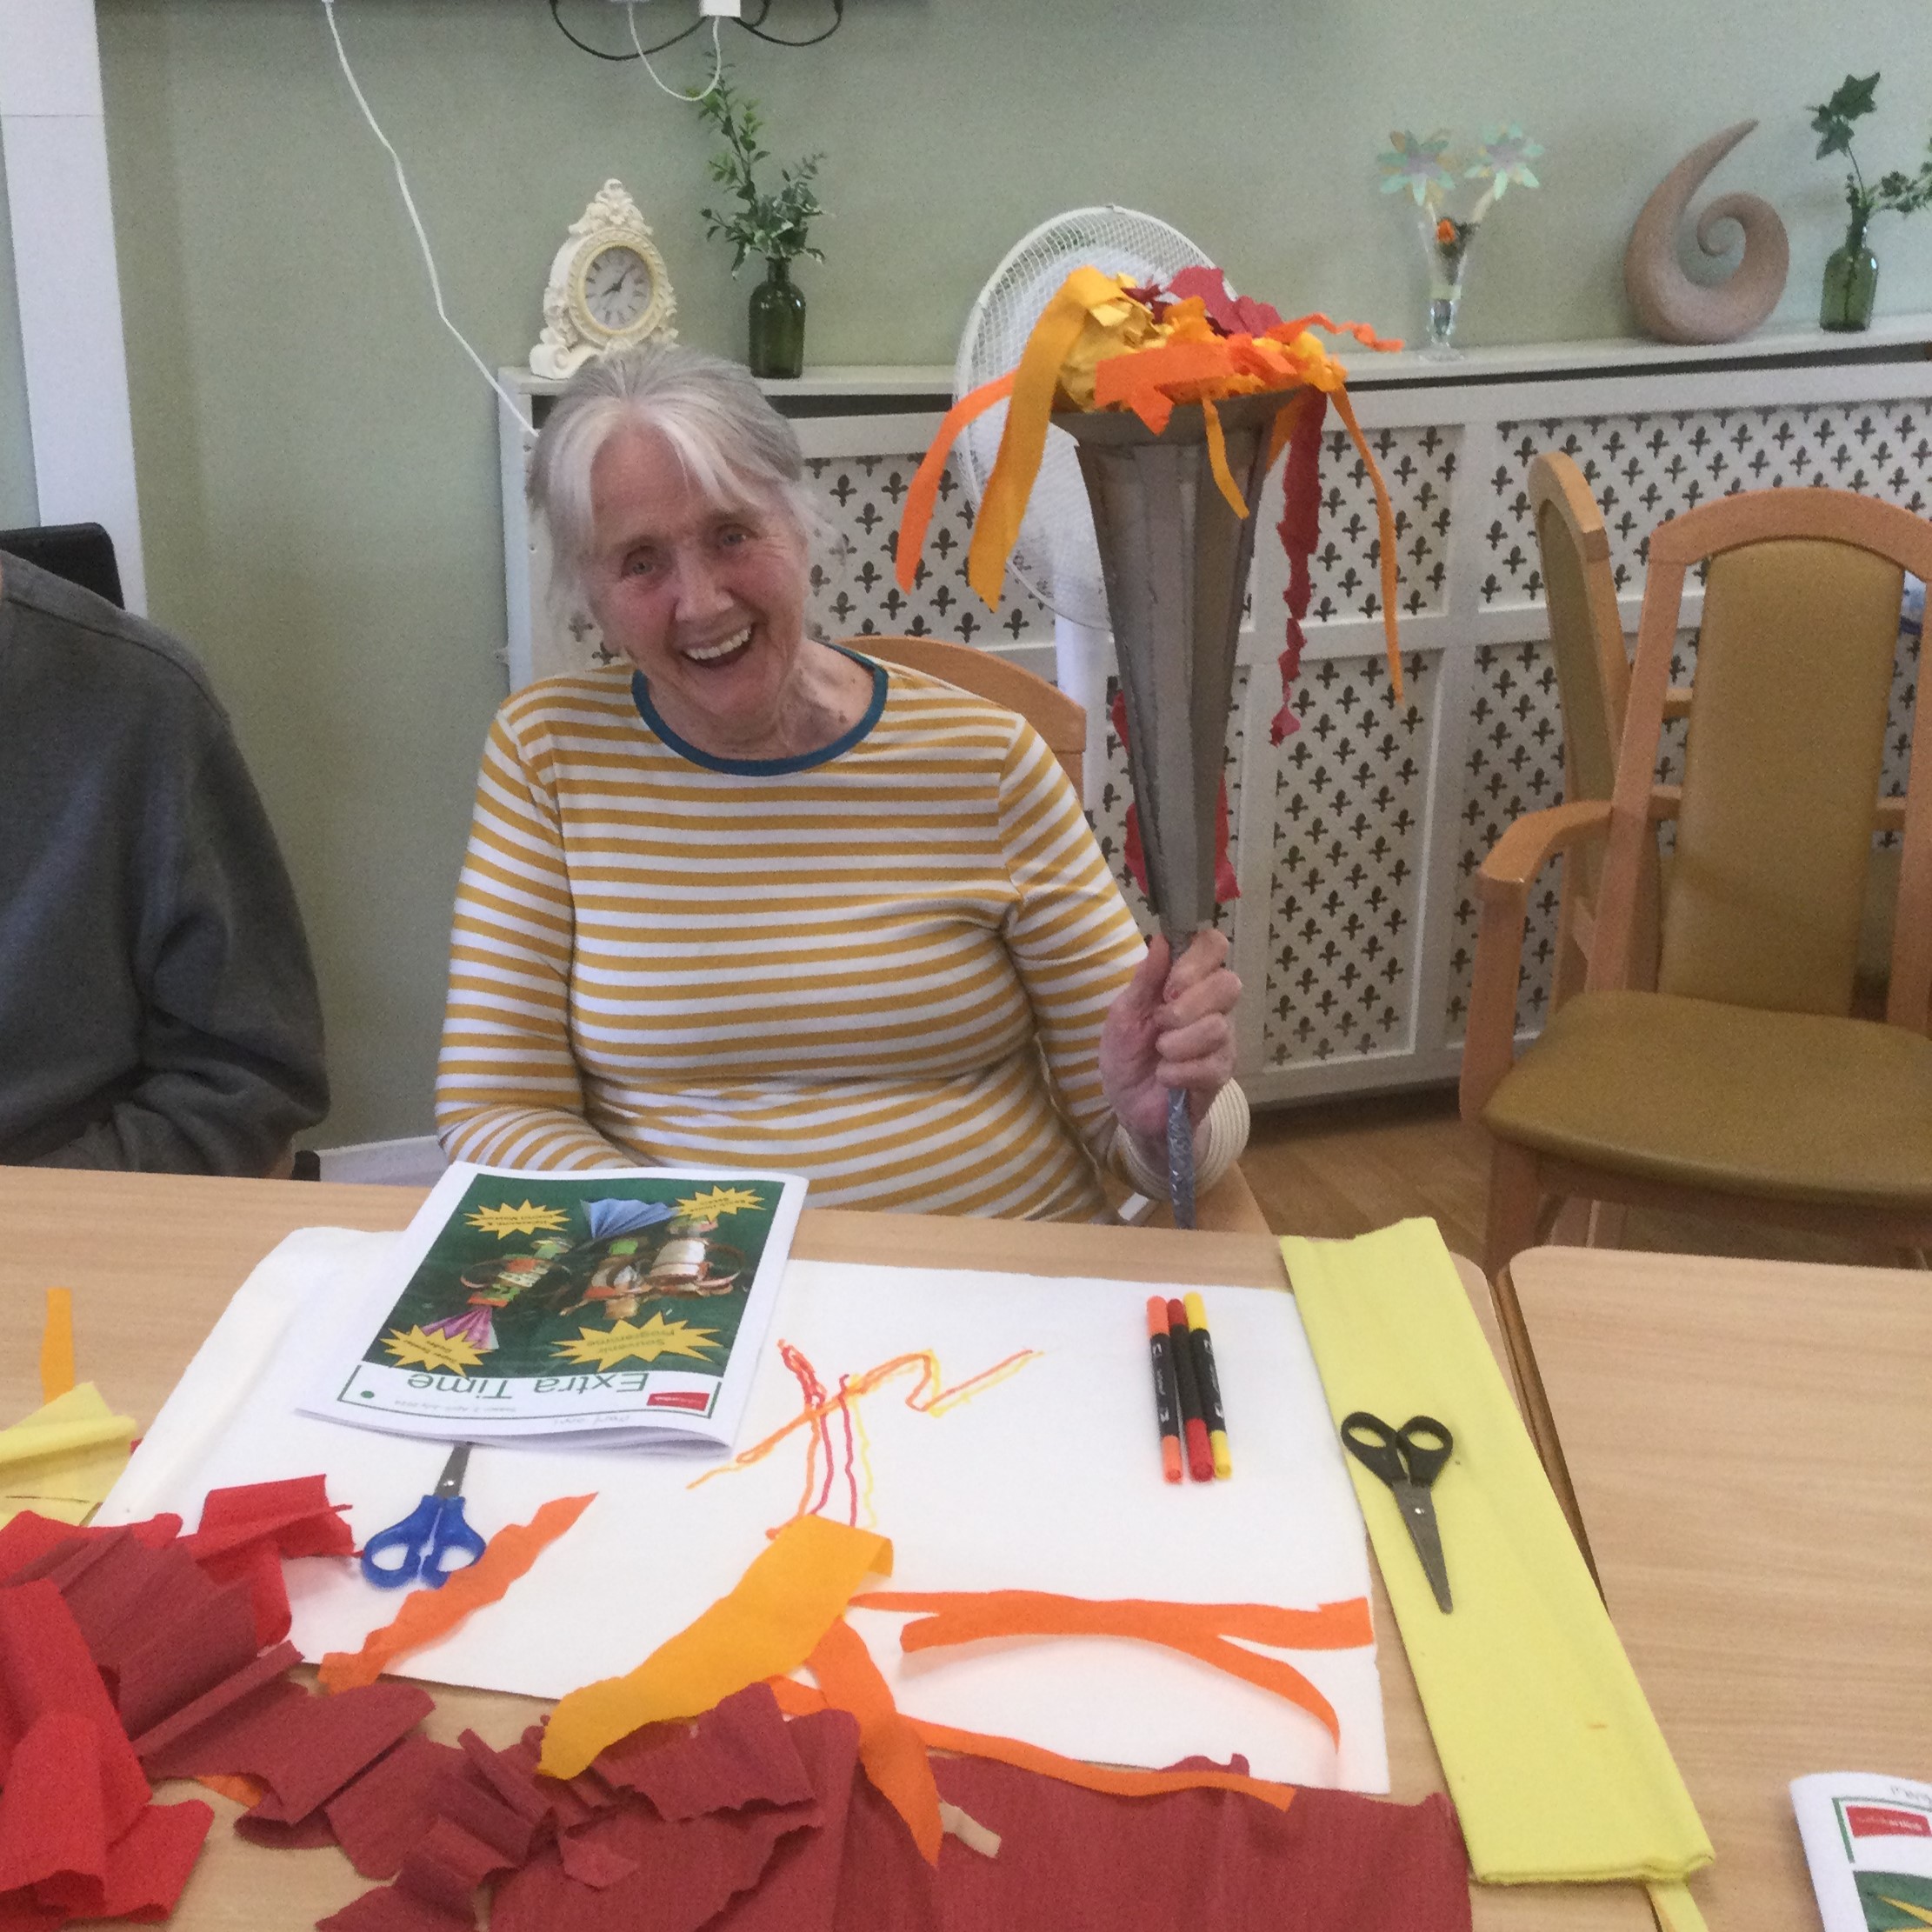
[579,243,654,337]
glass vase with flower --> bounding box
[1380,126,1543,359]
[1806,72,1932,334]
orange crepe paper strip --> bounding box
[196,1773,266,1807]
[805,1618,943,1863]
[539,1516,892,1780]
[1274,312,1405,355]
[317,1493,595,1695]
[1330,387,1405,698]
[854,1589,1374,1748]
[892,370,1014,595]
[762,1671,1299,1814]
[40,1287,75,1402]
[1091,337,1249,433]
[967,266,1129,608]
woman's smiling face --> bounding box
[583,423,813,756]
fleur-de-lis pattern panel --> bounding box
[804,453,1055,643]
[1263,650,1438,1064]
[1306,426,1459,623]
[1091,668,1251,945]
[1481,402,1932,606]
[1443,640,1564,1042]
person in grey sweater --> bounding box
[0,550,328,1171]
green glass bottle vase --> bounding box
[747,256,806,379]
[1821,210,1879,332]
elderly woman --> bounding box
[435,343,1246,1219]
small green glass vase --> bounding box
[747,256,806,378]
[1821,211,1879,332]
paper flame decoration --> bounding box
[896,264,1405,744]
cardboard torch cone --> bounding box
[1056,392,1280,940]
[1055,390,1282,1226]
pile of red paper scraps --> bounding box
[0,1476,357,1928]
[2,1483,1473,1932]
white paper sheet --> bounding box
[101,1233,1386,1792]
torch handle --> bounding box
[1166,1085,1196,1229]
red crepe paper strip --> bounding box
[324,1737,469,1882]
[317,1493,595,1695]
[903,1755,1470,1932]
[1272,387,1328,744]
[802,1620,942,1866]
[593,1684,816,1822]
[185,1475,356,1649]
[854,1588,1373,1750]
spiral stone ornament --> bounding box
[1624,121,1789,343]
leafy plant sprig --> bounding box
[1809,72,1932,225]
[695,70,825,272]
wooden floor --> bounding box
[1237,1083,1920,1268]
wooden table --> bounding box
[1507,1244,1932,1932]
[0,1169,1647,1930]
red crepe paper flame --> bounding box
[1272,387,1329,744]
[1164,265,1285,337]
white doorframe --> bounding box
[0,0,144,610]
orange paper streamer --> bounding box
[317,1493,595,1695]
[1199,399,1248,520]
[195,1773,266,1808]
[893,370,1014,596]
[805,1618,943,1863]
[763,1671,1299,1813]
[854,1589,1374,1747]
[539,1516,892,1779]
[40,1288,75,1403]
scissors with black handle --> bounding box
[1339,1412,1456,1613]
[359,1442,488,1590]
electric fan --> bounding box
[952,208,1213,783]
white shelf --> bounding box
[1322,311,1932,389]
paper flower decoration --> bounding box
[1378,130,1457,206]
[1467,125,1543,198]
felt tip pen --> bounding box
[1183,1290,1233,1480]
[1145,1296,1183,1483]
[1165,1297,1216,1483]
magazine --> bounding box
[1792,1773,1932,1932]
[299,1163,807,1449]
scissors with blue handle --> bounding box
[359,1442,487,1590]
[1339,1412,1455,1613]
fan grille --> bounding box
[953,207,1211,630]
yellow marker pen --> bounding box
[1183,1290,1232,1479]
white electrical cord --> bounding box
[318,0,529,431]
[626,6,724,100]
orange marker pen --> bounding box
[1146,1296,1183,1483]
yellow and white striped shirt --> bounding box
[434,657,1146,1219]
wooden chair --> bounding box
[1529,454,1662,1005]
[849,633,1269,1235]
[1531,451,1898,1009]
[1461,488,1932,1292]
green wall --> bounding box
[93,0,1932,1146]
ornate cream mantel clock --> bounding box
[530,180,676,379]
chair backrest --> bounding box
[1588,488,1932,1034]
[0,523,123,609]
[1529,454,1629,809]
[845,634,1088,793]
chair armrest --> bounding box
[1662,685,1694,721]
[1462,802,1613,1123]
[1877,796,1905,833]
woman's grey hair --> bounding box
[529,343,820,615]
